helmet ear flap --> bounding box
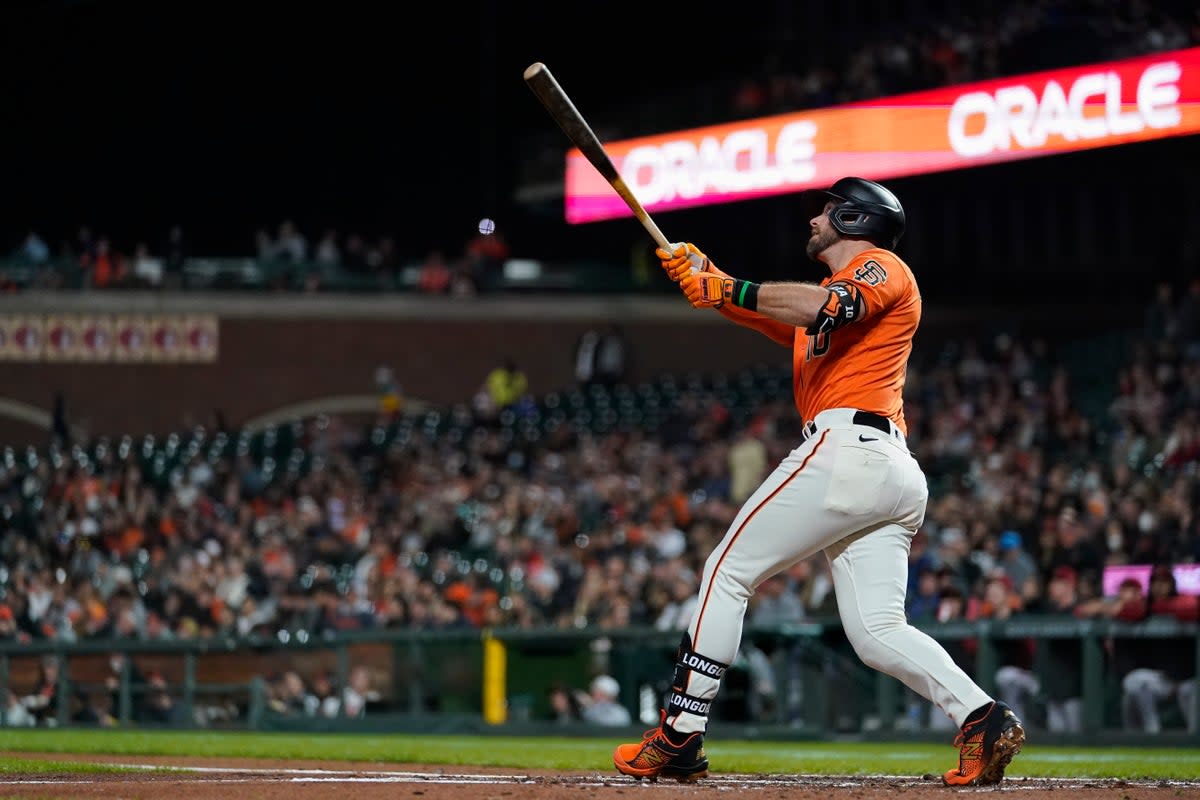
[830,207,866,229]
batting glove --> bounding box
[681,272,733,309]
[656,242,711,282]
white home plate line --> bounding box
[9,764,1200,790]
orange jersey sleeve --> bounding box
[716,303,794,347]
[791,248,921,434]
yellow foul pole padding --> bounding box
[482,630,507,724]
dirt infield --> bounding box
[4,753,1200,800]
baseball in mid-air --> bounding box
[478,217,496,235]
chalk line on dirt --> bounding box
[7,763,1200,790]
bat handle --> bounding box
[635,210,703,274]
[639,216,671,251]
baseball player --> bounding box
[612,177,1025,785]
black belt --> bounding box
[852,410,892,436]
[802,410,899,442]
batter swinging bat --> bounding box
[523,62,671,251]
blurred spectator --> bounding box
[255,228,279,261]
[139,671,183,725]
[573,674,632,726]
[72,688,117,727]
[996,531,1038,599]
[81,237,126,289]
[654,570,698,631]
[131,242,164,287]
[308,671,342,718]
[0,603,27,643]
[1045,507,1104,589]
[933,528,977,596]
[749,573,806,626]
[463,227,509,291]
[481,358,529,415]
[20,656,61,726]
[15,231,50,264]
[728,421,769,506]
[276,220,308,262]
[315,230,341,266]
[374,365,404,420]
[3,690,37,727]
[104,652,148,710]
[341,665,378,718]
[547,681,580,724]
[417,249,452,294]
[449,266,479,297]
[269,671,314,716]
[906,566,942,623]
[573,328,603,388]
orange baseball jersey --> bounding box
[793,248,920,434]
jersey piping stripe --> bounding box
[691,429,829,653]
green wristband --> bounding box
[732,279,759,311]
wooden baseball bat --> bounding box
[523,62,671,251]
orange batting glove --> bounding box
[655,242,711,282]
[681,272,734,309]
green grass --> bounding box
[0,729,1198,780]
[0,756,150,775]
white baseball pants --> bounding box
[671,408,992,733]
[1122,668,1198,733]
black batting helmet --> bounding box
[824,177,905,249]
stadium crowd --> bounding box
[1,279,1198,730]
[725,0,1196,119]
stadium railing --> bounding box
[1,618,1195,744]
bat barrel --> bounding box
[523,62,671,249]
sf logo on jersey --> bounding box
[854,260,887,286]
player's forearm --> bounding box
[750,281,827,328]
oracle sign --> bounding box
[564,47,1200,223]
[947,63,1182,156]
[622,121,817,205]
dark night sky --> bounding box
[0,0,778,264]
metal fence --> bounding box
[1,617,1196,743]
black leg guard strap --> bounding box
[666,688,713,718]
[671,633,729,688]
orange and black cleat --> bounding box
[613,713,708,783]
[943,701,1026,786]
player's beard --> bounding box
[806,226,837,260]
